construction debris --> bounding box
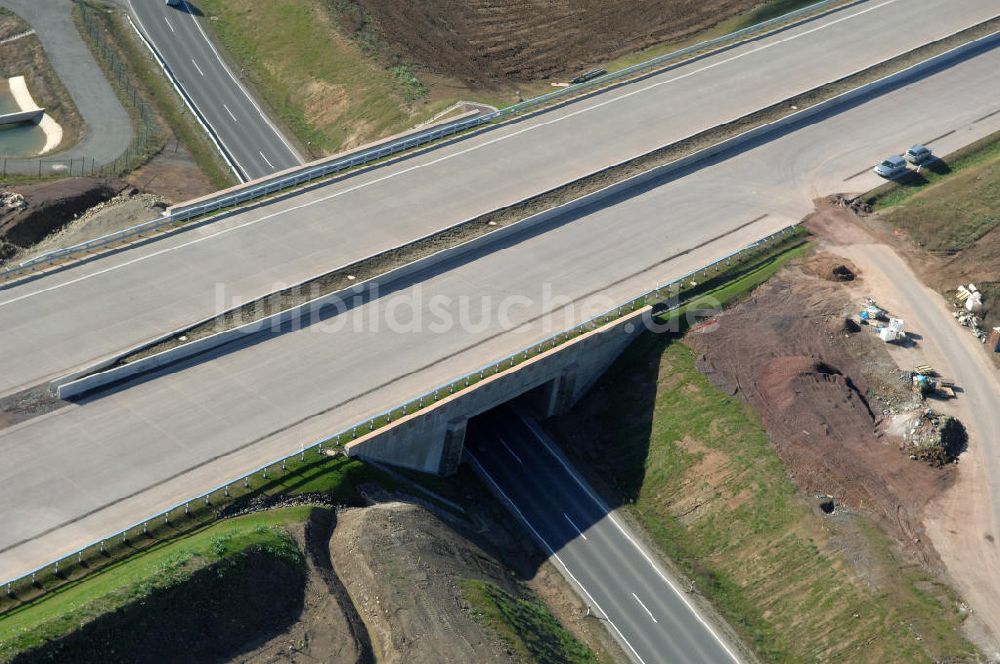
[910,368,956,399]
[0,191,27,211]
[831,193,872,215]
[899,409,967,466]
[856,298,908,343]
[953,284,990,342]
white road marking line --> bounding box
[519,412,741,663]
[259,151,274,168]
[191,58,204,76]
[498,436,523,464]
[563,512,588,540]
[1,0,904,307]
[180,0,303,162]
[467,452,648,664]
[632,593,658,623]
[124,0,249,181]
[163,16,174,33]
[223,104,238,123]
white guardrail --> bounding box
[2,225,799,596]
[0,0,849,284]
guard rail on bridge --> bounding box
[0,0,847,284]
[1,227,799,604]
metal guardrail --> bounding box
[0,0,845,284]
[2,226,797,597]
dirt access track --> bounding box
[812,204,1000,652]
[347,0,762,85]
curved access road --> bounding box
[0,0,131,175]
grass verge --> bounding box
[0,453,391,615]
[602,0,840,73]
[864,129,1000,211]
[461,579,600,664]
[548,280,977,661]
[196,0,460,159]
[0,508,305,661]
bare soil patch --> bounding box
[687,256,954,564]
[348,0,762,86]
[329,500,525,664]
[0,178,124,260]
[235,510,373,664]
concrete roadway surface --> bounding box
[0,0,131,174]
[2,37,1000,582]
[2,0,998,400]
[467,407,740,664]
[125,0,303,180]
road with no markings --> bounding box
[2,33,1000,583]
[2,0,998,401]
[126,0,302,180]
[468,407,741,664]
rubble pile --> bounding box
[831,193,872,215]
[953,284,988,342]
[0,191,27,212]
[900,409,967,466]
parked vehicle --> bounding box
[873,155,907,178]
[905,143,933,165]
[166,0,182,6]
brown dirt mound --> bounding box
[0,178,124,254]
[330,501,521,664]
[347,0,760,85]
[756,355,875,437]
[689,268,954,561]
[800,251,860,282]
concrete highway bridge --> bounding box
[2,1,1000,659]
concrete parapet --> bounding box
[345,307,650,474]
[1,76,44,126]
